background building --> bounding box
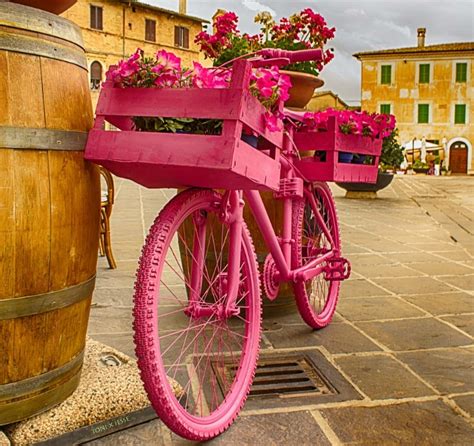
[306,90,350,112]
[62,0,207,109]
[354,29,473,174]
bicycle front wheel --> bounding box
[292,182,341,329]
[133,188,261,441]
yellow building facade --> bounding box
[306,90,350,112]
[354,30,474,174]
[61,0,207,109]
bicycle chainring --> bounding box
[262,254,279,301]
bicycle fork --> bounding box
[184,190,243,321]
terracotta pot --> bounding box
[9,0,77,14]
[281,70,324,109]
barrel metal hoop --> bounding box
[0,30,87,69]
[0,3,84,49]
[0,276,96,320]
[0,350,84,401]
[0,127,88,151]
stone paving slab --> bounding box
[336,296,426,322]
[356,318,473,351]
[264,322,382,354]
[396,348,474,394]
[334,354,435,399]
[320,400,474,445]
[402,292,474,316]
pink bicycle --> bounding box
[86,48,381,440]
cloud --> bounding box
[242,0,276,17]
[374,19,411,38]
[345,8,366,17]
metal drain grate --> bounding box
[212,349,362,410]
[248,357,333,397]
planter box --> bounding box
[85,60,282,191]
[293,117,383,183]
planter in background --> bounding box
[281,70,324,108]
[10,0,76,14]
[336,171,394,197]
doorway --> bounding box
[449,141,468,174]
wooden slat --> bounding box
[4,52,45,128]
[42,58,93,131]
[97,87,242,120]
[13,150,51,297]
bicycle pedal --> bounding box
[323,257,351,281]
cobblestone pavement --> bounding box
[87,176,474,445]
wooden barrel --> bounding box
[0,3,100,425]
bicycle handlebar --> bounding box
[257,48,323,63]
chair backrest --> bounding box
[99,166,114,205]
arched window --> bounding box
[90,61,102,90]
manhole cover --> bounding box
[212,349,362,410]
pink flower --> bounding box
[264,112,281,132]
[155,49,181,72]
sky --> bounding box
[147,0,474,104]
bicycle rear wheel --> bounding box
[133,188,261,440]
[292,182,341,328]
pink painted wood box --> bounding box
[293,116,383,183]
[85,60,282,191]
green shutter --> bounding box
[381,65,391,84]
[418,104,429,123]
[456,63,467,82]
[419,64,430,83]
[380,104,391,114]
[454,104,466,124]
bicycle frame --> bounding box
[219,130,340,316]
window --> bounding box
[454,104,466,124]
[380,65,392,84]
[145,19,156,42]
[90,61,102,90]
[456,62,467,82]
[90,5,103,30]
[419,63,430,83]
[380,104,391,114]
[174,26,189,48]
[418,104,430,123]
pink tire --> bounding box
[292,183,341,329]
[133,188,261,441]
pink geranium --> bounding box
[302,108,396,139]
[155,50,181,72]
[106,49,290,133]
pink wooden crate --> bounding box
[85,60,282,191]
[293,116,382,183]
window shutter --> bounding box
[183,27,189,48]
[145,19,156,41]
[419,64,430,83]
[381,65,391,84]
[418,104,429,123]
[456,63,467,82]
[454,104,466,124]
[380,104,391,114]
[174,26,179,46]
[98,6,103,30]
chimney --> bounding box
[417,27,426,47]
[179,0,187,14]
